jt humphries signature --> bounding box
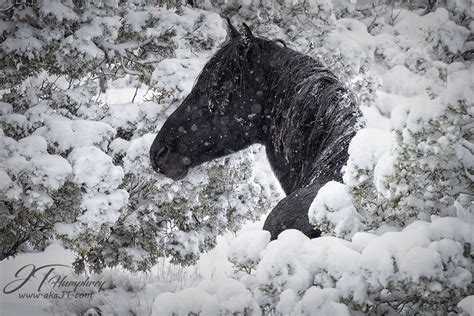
[3,264,106,294]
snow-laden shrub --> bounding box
[228,230,271,274]
[375,102,472,220]
[101,133,279,270]
[308,181,365,238]
[139,218,472,315]
[227,217,472,315]
[310,86,472,239]
[290,287,350,316]
[307,3,473,239]
[393,8,470,60]
[0,0,187,87]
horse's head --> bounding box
[150,19,270,180]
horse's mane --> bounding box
[265,42,361,191]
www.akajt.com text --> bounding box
[17,290,94,299]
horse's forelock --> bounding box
[192,39,255,114]
[191,36,290,116]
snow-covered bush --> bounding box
[0,0,182,88]
[225,217,472,315]
[146,218,472,315]
[309,180,365,238]
[228,230,271,274]
[393,8,470,61]
[319,73,470,236]
[308,5,473,239]
[311,96,472,238]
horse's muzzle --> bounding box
[150,144,189,181]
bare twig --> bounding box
[389,9,402,26]
[131,86,139,103]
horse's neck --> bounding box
[264,137,332,195]
[261,50,357,195]
[260,52,316,194]
[264,140,307,194]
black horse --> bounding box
[150,20,361,240]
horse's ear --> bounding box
[225,17,240,39]
[242,23,253,40]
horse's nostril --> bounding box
[156,145,170,162]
